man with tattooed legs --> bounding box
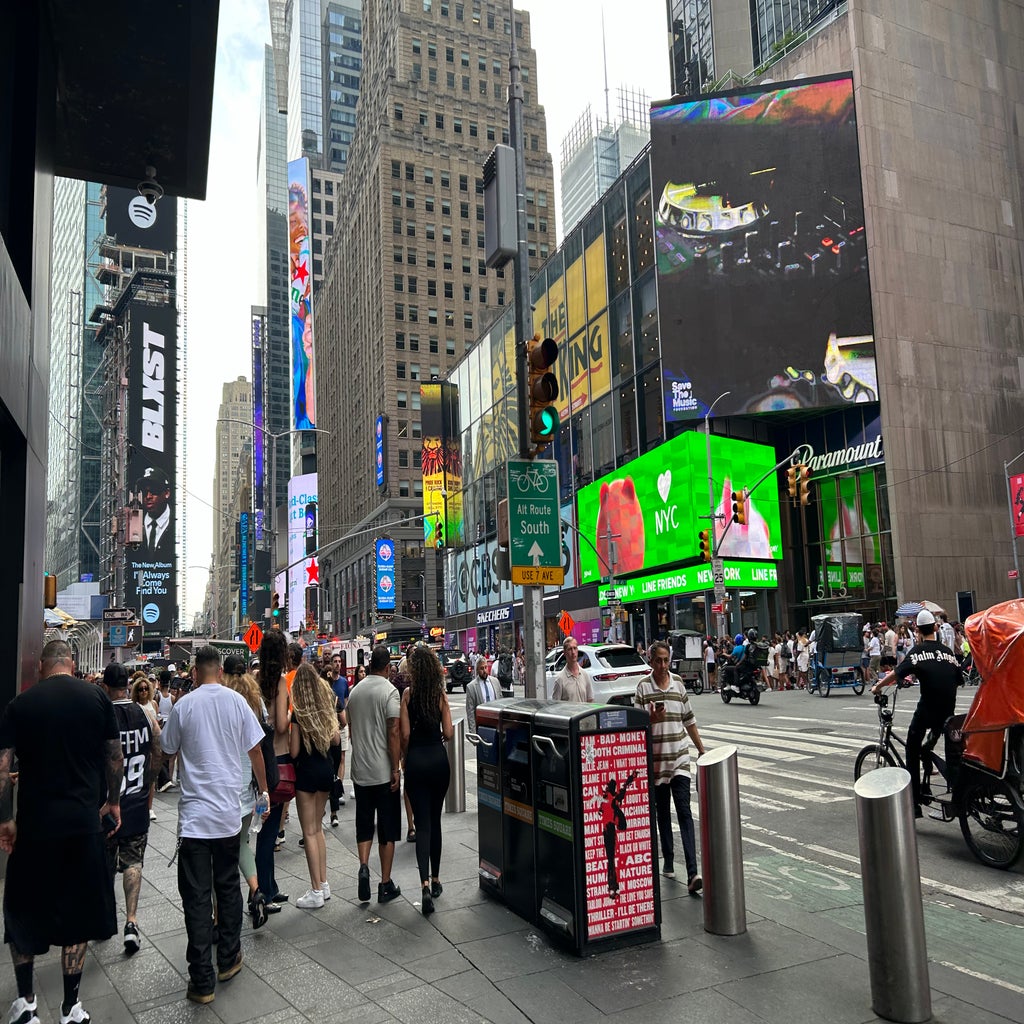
[0,641,123,1024]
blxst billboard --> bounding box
[421,382,463,550]
[650,73,877,420]
[287,473,317,632]
[577,432,783,584]
[126,299,178,634]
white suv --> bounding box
[543,643,650,706]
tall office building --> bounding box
[560,89,649,238]
[288,0,325,161]
[211,377,252,635]
[666,0,841,95]
[256,45,292,545]
[322,0,363,173]
[317,0,556,638]
[45,178,105,588]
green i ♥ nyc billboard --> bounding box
[577,432,783,584]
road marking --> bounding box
[739,773,848,805]
[743,763,855,793]
[704,739,812,762]
[704,726,855,756]
[772,716,876,729]
[936,962,1024,997]
[717,722,878,752]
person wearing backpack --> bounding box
[495,649,513,696]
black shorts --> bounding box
[4,832,116,954]
[353,782,402,844]
[106,830,148,875]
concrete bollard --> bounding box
[854,768,931,1022]
[697,745,746,935]
[445,717,466,813]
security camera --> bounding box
[137,166,164,205]
[440,489,449,498]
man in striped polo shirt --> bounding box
[635,640,706,894]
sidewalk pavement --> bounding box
[1,779,1021,1024]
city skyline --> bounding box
[182,0,670,628]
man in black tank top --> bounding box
[101,664,155,956]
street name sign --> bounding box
[507,459,564,586]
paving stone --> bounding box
[266,960,368,1016]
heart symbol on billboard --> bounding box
[657,470,671,503]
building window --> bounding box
[446,338,456,355]
[460,201,469,219]
[428,308,438,324]
[442,226,452,242]
[424,168,434,184]
[428,41,436,58]
[392,160,401,178]
[412,421,422,439]
[469,122,478,137]
[392,190,401,206]
[412,38,421,54]
[447,71,455,88]
[393,217,402,234]
[441,171,450,189]
[428,279,437,295]
[429,337,439,353]
[429,67,437,84]
[408,277,418,293]
[395,332,406,349]
[478,286,487,303]
[399,480,410,497]
[394,274,404,291]
[435,113,444,129]
[407,250,417,265]
[426,224,435,240]
[463,313,473,329]
[441,199,451,216]
[487,125,495,141]
[393,103,403,121]
[396,362,406,379]
[443,253,453,270]
[408,306,419,322]
[397,391,408,409]
[399,449,409,468]
[395,303,405,320]
[444,282,453,299]
[446,47,454,62]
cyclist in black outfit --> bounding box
[871,608,962,816]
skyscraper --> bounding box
[256,45,292,545]
[46,178,105,587]
[288,0,325,161]
[322,0,363,173]
[212,377,252,636]
[560,90,649,238]
[316,0,556,638]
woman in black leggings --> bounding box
[400,645,454,915]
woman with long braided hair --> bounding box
[400,645,454,915]
[289,663,341,908]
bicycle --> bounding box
[509,464,550,495]
[854,685,1024,869]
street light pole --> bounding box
[1004,453,1024,599]
[705,392,731,639]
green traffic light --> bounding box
[536,407,559,438]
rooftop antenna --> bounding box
[602,7,610,126]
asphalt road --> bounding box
[450,682,1024,1000]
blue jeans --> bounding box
[655,774,698,881]
[255,801,283,899]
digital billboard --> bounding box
[106,185,177,254]
[287,473,317,632]
[251,311,266,542]
[577,432,783,585]
[288,158,316,430]
[375,415,385,487]
[421,382,464,549]
[126,298,178,634]
[376,539,396,611]
[649,74,877,420]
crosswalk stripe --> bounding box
[710,722,876,752]
[702,727,850,757]
[703,739,812,762]
[738,772,849,804]
[744,763,855,793]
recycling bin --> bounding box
[471,698,518,899]
[531,702,660,954]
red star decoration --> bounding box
[305,558,319,585]
[294,259,309,287]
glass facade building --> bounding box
[443,143,895,651]
[288,0,325,162]
[322,0,362,173]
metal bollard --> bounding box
[854,768,931,1023]
[697,745,747,936]
[445,717,466,813]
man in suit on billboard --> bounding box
[138,467,173,559]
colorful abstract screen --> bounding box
[650,74,877,420]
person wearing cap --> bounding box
[871,609,963,817]
[138,467,172,557]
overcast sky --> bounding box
[181,0,671,626]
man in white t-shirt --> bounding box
[161,645,267,1005]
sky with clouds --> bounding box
[181,0,670,626]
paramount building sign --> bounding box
[794,434,884,477]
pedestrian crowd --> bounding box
[0,637,455,1019]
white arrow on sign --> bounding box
[529,541,544,566]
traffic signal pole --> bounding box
[507,0,544,698]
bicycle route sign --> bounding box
[506,458,564,586]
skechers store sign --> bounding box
[599,561,778,605]
[476,605,512,626]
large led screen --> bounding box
[650,74,877,421]
[287,473,317,632]
[577,432,783,585]
[289,158,316,430]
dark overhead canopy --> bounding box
[47,0,220,201]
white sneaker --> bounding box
[9,996,39,1024]
[322,881,331,901]
[59,1002,90,1024]
[296,889,324,909]
[149,810,157,821]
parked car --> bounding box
[440,649,470,692]
[543,643,650,705]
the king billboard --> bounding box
[650,73,877,421]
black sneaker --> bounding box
[378,879,401,904]
[123,921,140,956]
[662,860,675,878]
[421,886,434,916]
[687,874,703,895]
[357,864,371,903]
[430,880,443,899]
[268,892,289,905]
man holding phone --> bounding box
[0,640,123,1024]
[635,640,706,895]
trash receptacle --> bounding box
[532,703,660,954]
[471,698,518,899]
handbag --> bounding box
[269,758,296,805]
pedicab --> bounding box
[808,612,867,697]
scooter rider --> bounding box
[871,609,962,817]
